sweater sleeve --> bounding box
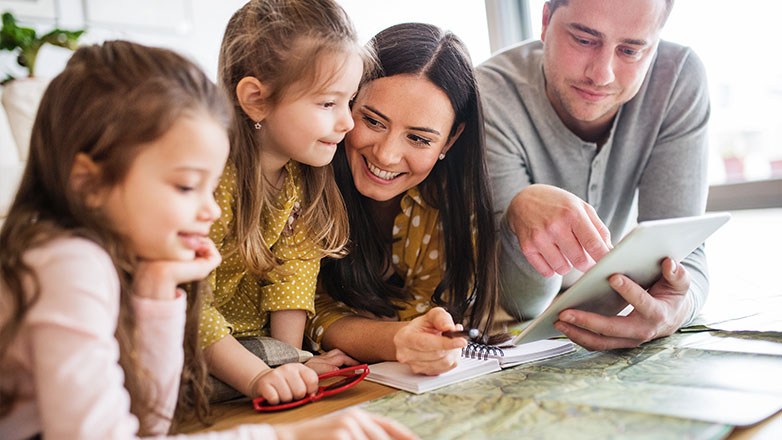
[20,238,280,440]
[25,238,145,439]
[478,61,562,320]
[132,291,187,435]
[479,66,534,223]
[306,285,356,350]
[637,48,711,325]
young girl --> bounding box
[200,0,370,403]
[0,40,415,440]
[308,23,500,375]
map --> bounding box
[360,331,782,439]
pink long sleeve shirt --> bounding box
[0,237,276,440]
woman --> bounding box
[307,23,499,375]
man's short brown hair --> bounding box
[546,0,675,29]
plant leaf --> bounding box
[1,11,84,75]
[40,29,84,50]
[0,11,38,50]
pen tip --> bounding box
[468,328,479,339]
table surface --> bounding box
[180,382,779,439]
[178,209,782,438]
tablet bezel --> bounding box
[511,212,731,345]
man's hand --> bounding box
[392,307,467,375]
[507,184,612,277]
[554,258,692,350]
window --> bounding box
[662,1,782,184]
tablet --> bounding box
[511,212,731,345]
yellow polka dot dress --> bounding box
[200,161,319,348]
[306,186,444,350]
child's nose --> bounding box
[200,195,221,222]
[335,103,355,133]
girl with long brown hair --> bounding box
[0,39,415,440]
[200,0,372,404]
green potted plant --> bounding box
[0,11,84,159]
[1,11,84,81]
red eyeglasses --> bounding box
[252,364,369,412]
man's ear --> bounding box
[541,2,552,41]
[236,76,272,123]
[442,122,465,156]
[70,153,103,207]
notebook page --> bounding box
[462,339,575,368]
[366,357,501,394]
[498,339,575,367]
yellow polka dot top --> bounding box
[306,186,444,350]
[200,160,320,348]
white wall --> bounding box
[0,0,490,83]
[339,0,491,65]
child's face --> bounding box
[100,113,229,261]
[260,50,363,168]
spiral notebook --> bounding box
[366,339,574,394]
[463,338,574,368]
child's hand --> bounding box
[133,238,221,300]
[249,363,319,405]
[304,348,359,375]
[170,237,222,283]
[273,409,419,440]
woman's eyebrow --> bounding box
[362,105,389,121]
[362,104,440,135]
[407,125,440,135]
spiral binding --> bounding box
[462,342,505,360]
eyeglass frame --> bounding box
[252,364,370,412]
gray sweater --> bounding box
[476,39,711,324]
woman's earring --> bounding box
[438,153,446,160]
[254,121,262,130]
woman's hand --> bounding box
[249,363,319,405]
[133,237,221,300]
[392,307,467,375]
[304,348,360,375]
[274,409,419,440]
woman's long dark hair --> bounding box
[321,23,499,339]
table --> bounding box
[178,209,782,438]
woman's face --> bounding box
[344,74,462,202]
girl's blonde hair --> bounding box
[0,41,232,431]
[218,0,372,274]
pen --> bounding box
[442,328,479,339]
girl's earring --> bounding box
[438,153,446,160]
[254,121,262,130]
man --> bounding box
[476,0,710,350]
